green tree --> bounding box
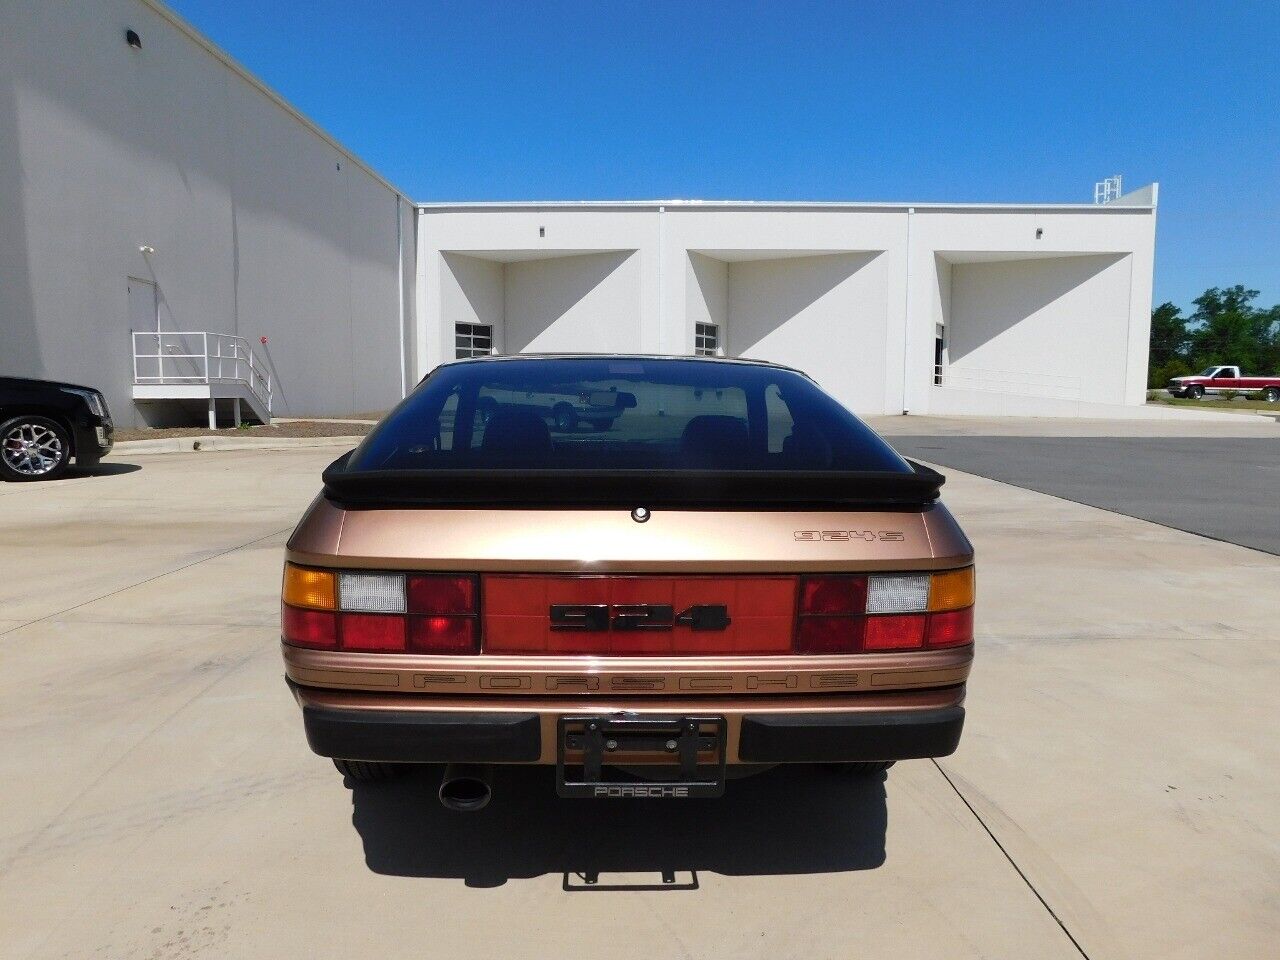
[1149,301,1188,366]
[1148,301,1192,388]
[1256,303,1280,372]
[1148,286,1280,388]
[1186,286,1279,373]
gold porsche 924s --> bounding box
[281,356,973,809]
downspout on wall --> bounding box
[901,207,915,414]
[656,205,665,354]
[396,194,407,399]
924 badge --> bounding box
[550,603,731,632]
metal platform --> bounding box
[131,331,273,427]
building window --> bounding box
[694,322,720,356]
[455,323,493,359]
[934,323,945,385]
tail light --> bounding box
[281,604,337,649]
[797,567,974,653]
[281,564,479,654]
[282,564,972,656]
[410,615,477,654]
[924,606,974,648]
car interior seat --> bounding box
[781,421,834,468]
[479,407,552,458]
[679,415,749,468]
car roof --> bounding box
[435,353,809,377]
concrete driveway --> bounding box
[1,448,1276,959]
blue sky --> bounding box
[168,0,1280,312]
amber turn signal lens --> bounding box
[283,564,337,610]
[928,567,974,612]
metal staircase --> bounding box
[132,332,273,427]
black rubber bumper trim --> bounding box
[301,703,541,763]
[737,705,964,763]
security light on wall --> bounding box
[139,245,155,255]
[125,29,141,49]
[1035,228,1044,239]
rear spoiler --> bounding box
[322,453,945,510]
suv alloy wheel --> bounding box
[0,416,71,481]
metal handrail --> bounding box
[132,331,273,413]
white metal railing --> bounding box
[933,364,1082,402]
[132,331,272,413]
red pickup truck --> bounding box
[1167,366,1280,403]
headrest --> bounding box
[479,407,552,458]
[781,421,833,468]
[679,415,749,468]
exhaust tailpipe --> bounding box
[438,763,493,812]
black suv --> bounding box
[0,377,114,481]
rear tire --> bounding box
[1263,387,1279,404]
[332,758,407,783]
[826,760,895,776]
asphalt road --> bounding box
[892,436,1280,555]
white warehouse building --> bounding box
[2,0,1159,427]
[418,197,1158,417]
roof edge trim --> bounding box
[139,0,409,199]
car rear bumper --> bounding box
[301,700,542,762]
[288,680,965,765]
[736,707,962,762]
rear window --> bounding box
[347,358,910,474]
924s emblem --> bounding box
[550,603,731,632]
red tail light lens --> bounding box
[407,575,478,651]
[799,576,867,615]
[795,616,864,653]
[797,576,865,652]
[410,615,479,654]
[340,613,408,651]
[282,604,338,649]
[408,575,477,615]
[926,607,974,647]
[864,614,927,650]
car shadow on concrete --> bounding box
[350,763,887,886]
[2,462,142,484]
[68,462,142,478]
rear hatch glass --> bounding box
[350,358,908,473]
[330,358,938,507]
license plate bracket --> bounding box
[556,715,727,798]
